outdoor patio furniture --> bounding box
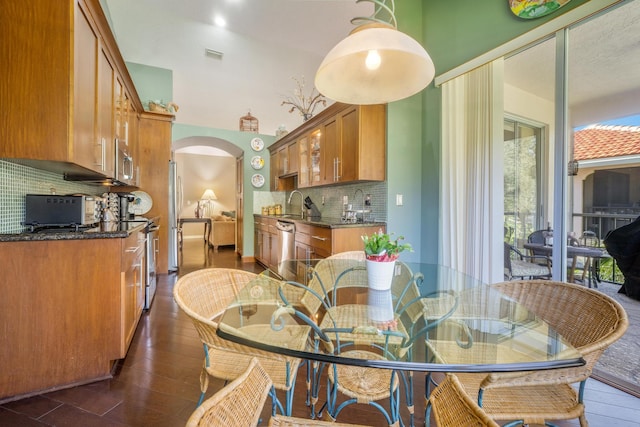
[456,279,628,427]
[504,242,551,280]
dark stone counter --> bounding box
[0,221,146,242]
[253,214,385,229]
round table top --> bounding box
[217,260,584,373]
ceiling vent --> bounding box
[205,48,224,59]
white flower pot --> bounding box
[366,259,396,291]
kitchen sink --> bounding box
[278,214,303,219]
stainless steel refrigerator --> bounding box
[168,159,181,272]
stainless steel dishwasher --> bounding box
[276,220,296,280]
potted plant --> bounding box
[361,230,412,290]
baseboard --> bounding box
[592,368,640,398]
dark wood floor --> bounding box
[1,238,638,426]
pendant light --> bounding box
[315,0,435,105]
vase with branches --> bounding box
[281,76,327,121]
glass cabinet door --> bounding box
[298,135,310,187]
[309,128,322,185]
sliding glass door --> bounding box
[504,118,544,247]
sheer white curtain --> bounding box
[440,59,505,284]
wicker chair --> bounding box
[327,250,366,261]
[306,258,420,425]
[173,268,305,414]
[426,374,499,427]
[456,280,628,427]
[186,357,367,427]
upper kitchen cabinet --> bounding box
[268,102,386,188]
[115,78,139,186]
[0,0,144,182]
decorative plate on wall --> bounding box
[251,173,265,188]
[251,137,264,151]
[250,155,265,170]
[509,0,571,19]
[130,190,153,214]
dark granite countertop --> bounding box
[253,214,385,229]
[0,221,147,242]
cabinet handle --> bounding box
[101,137,106,171]
[311,235,327,241]
[334,157,341,181]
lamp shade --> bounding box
[315,23,435,105]
[201,189,217,200]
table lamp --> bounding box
[200,189,217,217]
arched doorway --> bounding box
[170,136,245,266]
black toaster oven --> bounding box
[25,194,100,227]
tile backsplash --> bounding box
[0,160,103,233]
[255,181,387,223]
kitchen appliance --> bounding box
[276,220,296,280]
[120,216,159,309]
[168,160,180,272]
[25,194,101,228]
[145,221,160,309]
[116,138,135,185]
[118,194,135,220]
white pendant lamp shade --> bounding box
[315,24,435,105]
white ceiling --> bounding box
[104,0,372,136]
[104,0,640,138]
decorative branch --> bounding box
[281,76,327,119]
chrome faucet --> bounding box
[287,190,304,218]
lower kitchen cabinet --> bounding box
[0,233,145,401]
[295,223,384,260]
[120,230,146,357]
[254,216,278,269]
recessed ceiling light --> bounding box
[214,15,226,27]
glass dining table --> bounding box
[216,259,585,374]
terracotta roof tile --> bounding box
[574,125,640,160]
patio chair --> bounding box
[504,242,551,280]
[426,374,498,427]
[456,280,628,427]
[186,357,367,427]
[173,268,305,414]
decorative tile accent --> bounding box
[0,160,103,234]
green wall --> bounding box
[126,62,173,109]
[416,0,593,263]
[172,124,277,255]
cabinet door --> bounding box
[287,142,298,175]
[298,135,310,188]
[270,151,280,191]
[309,128,323,185]
[121,232,144,357]
[322,117,339,184]
[338,106,359,183]
[236,157,244,256]
[73,1,100,173]
[97,46,115,178]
